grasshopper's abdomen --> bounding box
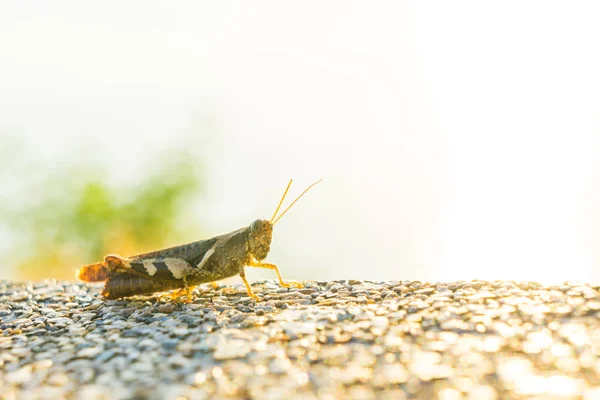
[102,273,185,299]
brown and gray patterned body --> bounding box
[77,219,274,299]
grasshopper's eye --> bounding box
[249,219,273,240]
[250,219,264,235]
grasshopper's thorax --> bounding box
[247,219,273,261]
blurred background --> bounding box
[1,1,600,284]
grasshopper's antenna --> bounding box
[270,179,293,223]
[272,179,322,225]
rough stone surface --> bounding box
[2,279,600,399]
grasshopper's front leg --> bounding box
[239,269,260,301]
[247,258,304,289]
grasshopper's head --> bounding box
[248,219,273,260]
[249,179,322,261]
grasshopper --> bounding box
[77,179,321,302]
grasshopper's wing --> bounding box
[78,237,220,283]
[127,237,219,281]
[78,255,146,283]
[130,237,218,264]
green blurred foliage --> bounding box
[3,149,204,281]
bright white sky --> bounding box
[1,1,600,283]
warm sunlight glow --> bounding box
[2,2,600,283]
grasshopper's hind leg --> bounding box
[158,278,195,303]
[169,288,195,303]
[248,259,304,289]
[171,277,195,303]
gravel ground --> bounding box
[2,279,600,400]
